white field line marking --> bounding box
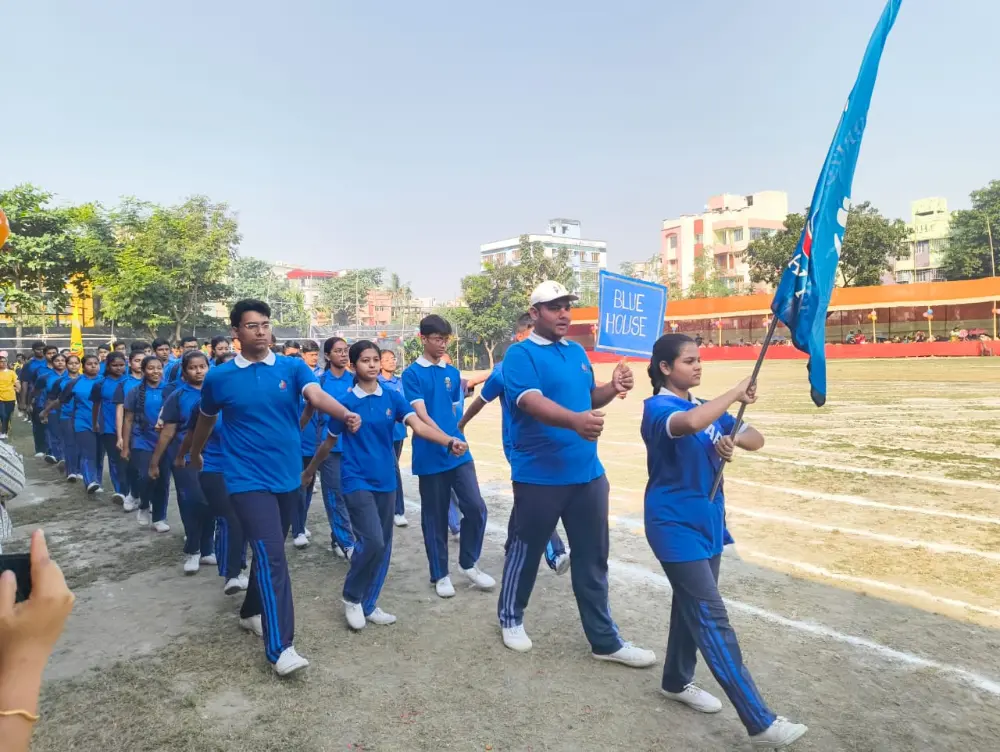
[399,496,1000,698]
[740,550,1000,620]
[598,440,1000,492]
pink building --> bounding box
[661,191,788,294]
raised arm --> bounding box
[668,378,756,437]
[302,383,360,432]
[406,413,466,454]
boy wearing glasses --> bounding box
[402,315,495,598]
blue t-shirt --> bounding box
[123,382,167,452]
[319,369,354,454]
[299,394,324,458]
[377,373,408,442]
[326,384,414,494]
[185,400,227,474]
[503,337,603,486]
[98,360,106,376]
[22,358,46,396]
[200,353,318,495]
[402,358,470,476]
[33,367,54,409]
[478,363,512,462]
[112,375,142,408]
[640,391,738,563]
[90,375,125,435]
[56,375,77,421]
[63,374,100,432]
[160,382,203,451]
[165,359,185,384]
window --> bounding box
[562,225,568,234]
[894,270,913,283]
[694,233,703,244]
[668,235,678,250]
[733,228,744,243]
[715,231,728,245]
[591,252,601,262]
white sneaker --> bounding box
[200,554,217,566]
[0,433,7,440]
[344,600,366,630]
[435,576,456,598]
[237,573,249,590]
[502,624,533,652]
[183,554,200,575]
[393,514,408,528]
[553,552,570,576]
[751,718,808,749]
[87,482,102,494]
[661,684,723,714]
[462,566,496,590]
[274,647,309,677]
[332,543,346,559]
[366,607,397,626]
[224,577,244,595]
[304,527,312,539]
[136,509,152,526]
[345,546,354,561]
[152,520,170,533]
[34,451,44,458]
[592,642,657,668]
[123,496,138,512]
[239,614,263,638]
[45,455,58,465]
[67,474,78,483]
[293,534,309,549]
[111,493,125,505]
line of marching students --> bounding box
[12,282,807,749]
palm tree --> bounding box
[388,273,413,327]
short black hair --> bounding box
[230,299,271,329]
[82,354,100,367]
[152,338,171,350]
[180,335,199,347]
[284,340,301,350]
[300,340,320,353]
[131,341,150,353]
[323,337,346,356]
[210,335,229,350]
[43,345,59,355]
[514,313,534,335]
[349,340,380,369]
[419,314,452,337]
[97,343,110,352]
[31,340,46,350]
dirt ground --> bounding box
[5,357,1000,751]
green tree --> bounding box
[744,214,806,288]
[942,180,1000,280]
[387,272,413,325]
[515,235,575,291]
[685,252,735,299]
[228,256,308,330]
[838,201,910,287]
[317,267,385,325]
[0,184,93,339]
[577,270,600,307]
[619,261,636,278]
[456,263,523,368]
[89,196,239,339]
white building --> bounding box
[480,219,607,297]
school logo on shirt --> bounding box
[278,380,287,391]
[386,408,393,418]
[581,362,589,372]
[444,376,452,391]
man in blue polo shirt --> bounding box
[497,281,656,669]
[402,314,494,598]
[188,299,361,677]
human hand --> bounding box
[173,453,186,469]
[345,412,362,433]
[448,438,468,457]
[154,419,164,432]
[573,410,605,441]
[301,468,316,488]
[148,463,159,481]
[715,435,736,462]
[731,377,758,405]
[116,437,123,452]
[189,452,203,472]
[0,530,75,669]
[612,359,634,394]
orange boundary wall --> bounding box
[588,340,987,363]
[572,277,1000,322]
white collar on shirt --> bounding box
[527,332,568,346]
[655,387,696,404]
[234,351,276,368]
[351,383,383,399]
[415,356,447,368]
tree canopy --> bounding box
[317,268,385,326]
[941,180,1000,280]
[228,256,308,331]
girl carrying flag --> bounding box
[304,340,467,630]
[151,350,216,574]
[36,353,67,465]
[641,334,807,749]
[43,354,81,482]
[91,352,129,504]
[121,355,170,532]
[60,354,103,494]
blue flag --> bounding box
[771,0,902,407]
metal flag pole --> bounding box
[707,315,780,500]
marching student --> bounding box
[45,354,82,482]
[91,353,129,503]
[60,355,103,494]
[377,348,408,527]
[35,352,65,464]
[458,313,569,575]
[131,340,152,357]
[402,314,494,598]
[152,350,215,574]
[24,343,56,458]
[113,341,127,356]
[210,336,231,364]
[305,340,467,629]
[292,377,322,550]
[317,336,356,558]
[120,355,170,532]
[188,299,361,677]
[176,351,250,595]
[114,350,145,511]
[152,338,173,368]
[301,339,322,376]
[166,336,200,382]
[641,334,807,749]
[497,281,655,668]
[0,355,19,439]
[96,344,110,375]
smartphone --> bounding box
[0,553,31,603]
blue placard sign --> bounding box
[594,270,668,357]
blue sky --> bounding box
[4,0,998,298]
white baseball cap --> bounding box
[530,281,579,307]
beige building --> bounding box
[892,198,950,284]
[661,191,789,294]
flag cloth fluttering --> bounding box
[770,0,902,407]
